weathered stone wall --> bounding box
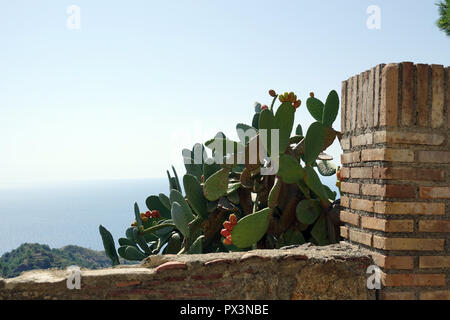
[0,243,375,300]
[339,62,449,300]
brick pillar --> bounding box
[339,62,449,300]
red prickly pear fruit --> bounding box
[261,105,268,111]
[309,92,314,98]
[223,221,233,231]
[220,228,231,237]
[229,214,238,225]
[145,211,151,218]
[223,237,232,245]
[269,89,276,97]
[293,100,301,109]
[336,170,341,181]
[152,210,161,218]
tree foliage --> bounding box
[436,0,450,36]
[0,243,127,278]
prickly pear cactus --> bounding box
[99,89,342,265]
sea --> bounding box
[0,176,339,256]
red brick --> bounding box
[374,201,445,215]
[340,196,350,208]
[349,229,372,246]
[357,73,363,128]
[341,151,360,164]
[419,256,450,269]
[351,133,373,147]
[361,148,414,162]
[373,236,445,251]
[371,253,414,270]
[401,62,415,126]
[361,184,415,198]
[431,64,445,128]
[417,151,450,164]
[341,81,347,133]
[372,167,445,181]
[351,76,358,130]
[361,71,369,128]
[413,169,446,181]
[351,198,374,212]
[361,216,386,231]
[381,291,416,300]
[419,291,450,300]
[447,67,450,128]
[340,138,350,150]
[373,64,383,127]
[346,77,353,131]
[382,273,446,287]
[367,67,375,129]
[340,182,360,194]
[191,273,223,281]
[416,64,429,127]
[374,130,445,145]
[380,64,399,127]
[383,184,416,198]
[163,276,186,282]
[115,281,142,288]
[350,167,372,179]
[340,226,349,239]
[340,167,350,179]
[361,216,413,232]
[419,187,450,199]
[340,210,360,226]
[419,220,450,232]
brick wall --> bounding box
[339,62,450,300]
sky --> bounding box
[0,0,449,186]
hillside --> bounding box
[0,243,124,278]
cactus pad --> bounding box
[231,208,271,248]
[203,167,230,201]
[296,199,321,225]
